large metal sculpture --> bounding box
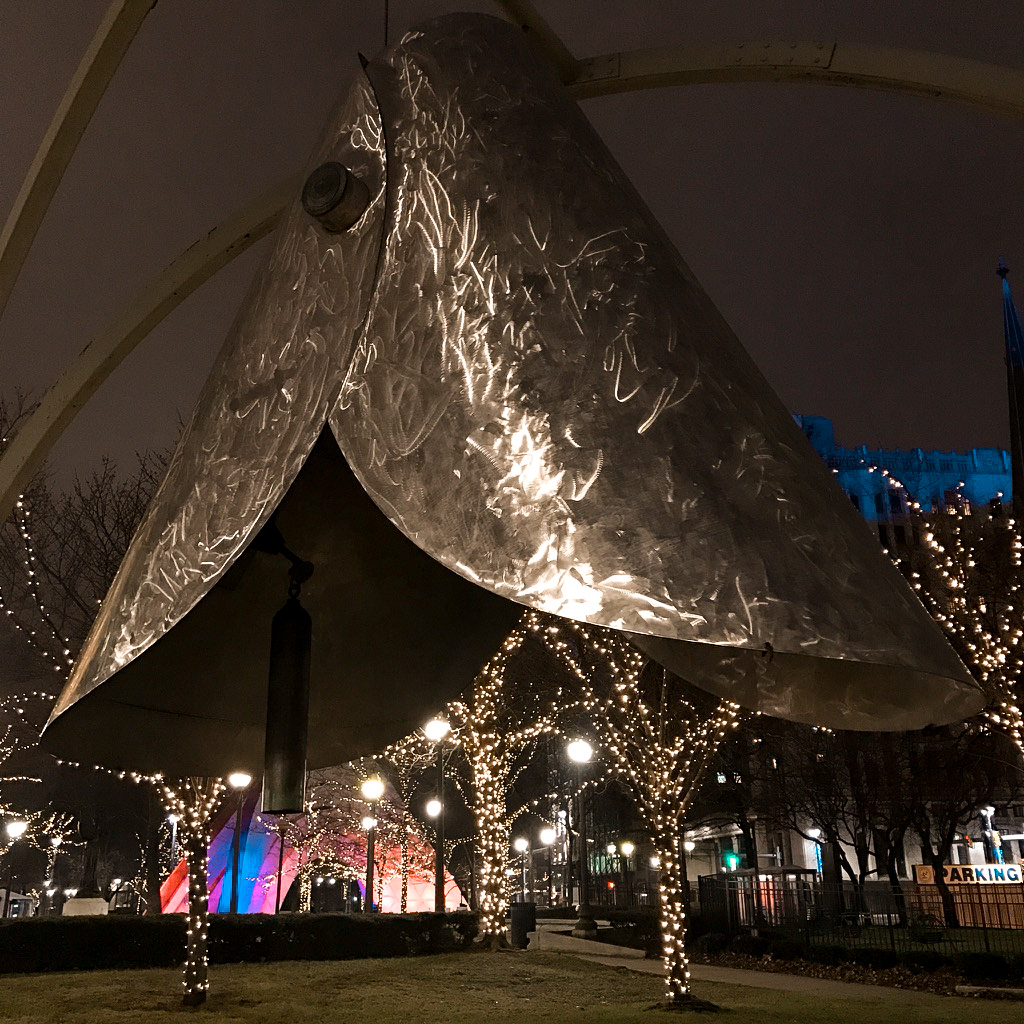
[44,14,980,784]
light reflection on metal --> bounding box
[335,15,978,730]
[46,14,979,776]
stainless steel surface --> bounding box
[333,15,978,729]
[46,14,980,774]
[51,73,389,726]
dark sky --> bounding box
[2,0,1023,483]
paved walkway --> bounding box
[531,934,1020,1007]
[572,952,920,1000]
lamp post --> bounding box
[227,772,251,914]
[566,738,596,939]
[807,828,823,875]
[361,777,385,912]
[539,827,556,907]
[606,844,618,906]
[167,814,179,873]
[513,837,529,902]
[4,820,27,918]
[620,841,634,904]
[423,717,450,913]
[274,816,289,914]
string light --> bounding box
[440,611,583,942]
[159,777,227,1006]
[908,500,1024,754]
[533,616,740,1007]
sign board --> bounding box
[914,863,1022,885]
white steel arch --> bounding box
[0,0,156,322]
[2,4,1023,523]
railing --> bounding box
[698,876,1024,956]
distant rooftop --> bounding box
[795,414,1010,522]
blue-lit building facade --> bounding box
[688,264,1024,895]
[795,412,1011,529]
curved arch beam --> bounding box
[566,42,1024,117]
[0,175,299,523]
[0,0,157,322]
[4,29,1023,526]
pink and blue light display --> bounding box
[161,790,461,914]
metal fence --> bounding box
[698,875,1024,956]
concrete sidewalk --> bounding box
[528,926,1018,1006]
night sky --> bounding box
[2,0,1022,483]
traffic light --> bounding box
[722,850,740,871]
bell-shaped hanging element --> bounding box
[262,590,312,814]
[43,14,980,780]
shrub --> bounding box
[897,950,950,974]
[767,938,805,962]
[1005,952,1024,982]
[688,932,729,957]
[600,908,661,953]
[0,911,479,974]
[728,933,770,957]
[806,944,849,966]
[847,947,899,970]
[952,951,1009,982]
[0,915,185,973]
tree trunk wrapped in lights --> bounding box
[161,777,225,1007]
[538,618,739,1010]
[381,736,445,913]
[655,833,691,1002]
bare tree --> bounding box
[380,735,448,913]
[539,618,739,1011]
[443,612,582,947]
[0,391,168,912]
[906,506,1024,756]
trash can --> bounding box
[509,901,537,949]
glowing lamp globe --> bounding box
[361,777,385,802]
[566,739,593,764]
[423,718,450,742]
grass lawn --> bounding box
[0,951,1016,1023]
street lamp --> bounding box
[566,738,596,939]
[423,717,451,913]
[807,828,823,875]
[540,827,557,907]
[167,814,179,872]
[4,820,27,919]
[361,776,385,912]
[620,841,634,902]
[227,771,251,914]
[513,837,529,902]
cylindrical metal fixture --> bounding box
[435,744,445,913]
[262,596,311,814]
[301,161,369,233]
[365,810,377,913]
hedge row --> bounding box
[690,931,1024,983]
[0,911,478,974]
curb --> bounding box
[956,985,1024,1000]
